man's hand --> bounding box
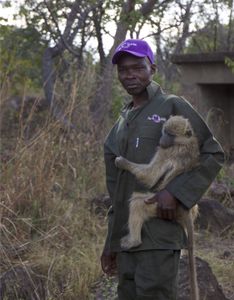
[144,190,179,220]
[100,249,117,276]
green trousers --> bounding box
[116,249,180,300]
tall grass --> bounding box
[0,64,109,299]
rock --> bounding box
[0,265,46,300]
[196,198,234,233]
[208,181,233,203]
[178,256,229,300]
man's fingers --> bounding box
[165,210,174,220]
[157,207,177,220]
[157,206,163,218]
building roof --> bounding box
[171,52,234,64]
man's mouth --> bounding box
[125,83,138,89]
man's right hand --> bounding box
[100,249,117,276]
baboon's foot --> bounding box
[121,235,142,249]
[115,156,128,170]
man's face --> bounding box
[117,54,155,96]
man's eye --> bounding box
[134,66,145,70]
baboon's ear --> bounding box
[185,120,193,137]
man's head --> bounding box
[112,39,156,97]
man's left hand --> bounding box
[144,190,179,220]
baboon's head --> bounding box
[159,115,194,148]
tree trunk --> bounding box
[42,1,92,130]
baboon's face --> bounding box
[159,116,193,148]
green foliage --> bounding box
[225,57,234,73]
[1,0,11,8]
[153,73,180,95]
[153,73,164,87]
[111,94,124,121]
[110,74,127,121]
[0,24,48,94]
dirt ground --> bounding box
[195,231,234,300]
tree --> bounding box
[0,24,48,94]
[144,0,233,89]
[17,0,172,131]
[1,0,232,131]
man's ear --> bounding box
[150,64,156,75]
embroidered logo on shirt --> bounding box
[147,114,167,123]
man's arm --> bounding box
[145,96,224,218]
[101,136,119,275]
[165,97,224,209]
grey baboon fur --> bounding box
[115,115,200,300]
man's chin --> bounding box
[126,87,141,95]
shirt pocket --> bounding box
[131,125,162,163]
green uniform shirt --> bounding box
[104,81,224,253]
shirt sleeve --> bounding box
[165,97,225,209]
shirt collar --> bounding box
[146,81,160,100]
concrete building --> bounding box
[171,52,234,159]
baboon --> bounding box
[115,115,200,300]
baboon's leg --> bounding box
[121,193,155,249]
[121,199,145,249]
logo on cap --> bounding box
[118,42,137,50]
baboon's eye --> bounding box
[185,129,192,137]
[165,131,175,137]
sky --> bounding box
[0,0,24,27]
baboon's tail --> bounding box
[186,214,199,300]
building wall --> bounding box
[198,84,234,153]
[176,62,234,157]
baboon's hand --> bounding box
[115,156,127,169]
[144,194,158,205]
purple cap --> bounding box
[112,39,154,64]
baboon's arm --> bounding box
[115,156,174,188]
[115,156,149,179]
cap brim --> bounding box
[112,50,146,64]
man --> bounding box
[101,39,224,300]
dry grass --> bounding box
[1,62,233,299]
[195,232,234,300]
[0,66,109,299]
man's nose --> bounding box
[125,68,135,78]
